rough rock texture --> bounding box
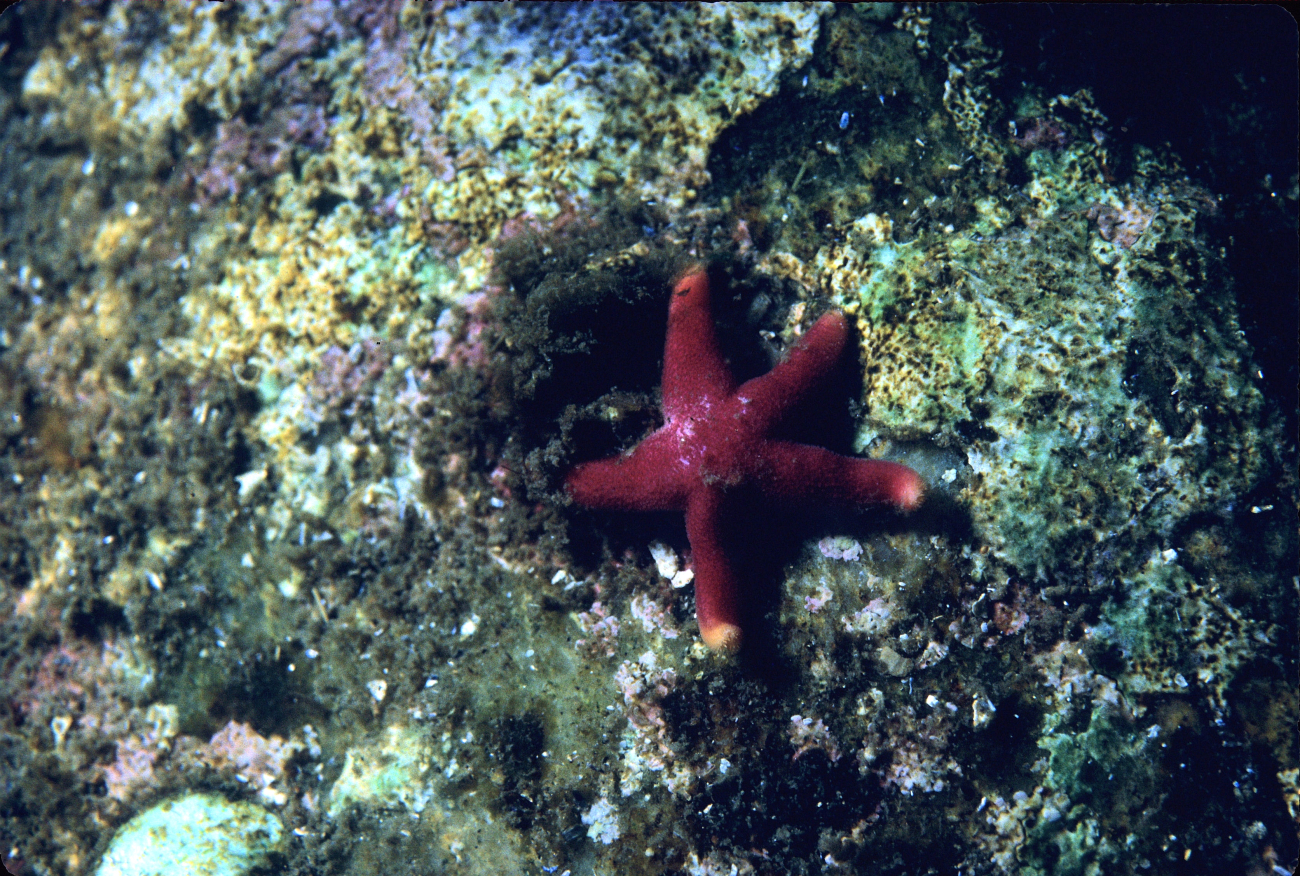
[0,4,1294,876]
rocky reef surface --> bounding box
[0,4,1295,876]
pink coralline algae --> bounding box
[306,337,390,426]
[575,600,621,657]
[992,598,1029,636]
[861,704,963,796]
[201,720,301,806]
[15,642,138,746]
[430,292,496,371]
[260,1,350,76]
[198,0,454,208]
[1087,199,1156,249]
[101,719,301,807]
[194,104,330,204]
[351,0,451,175]
[818,535,864,561]
[615,654,677,735]
[17,644,98,720]
[629,593,680,640]
[803,582,835,613]
[613,652,701,797]
[264,0,453,177]
[789,714,842,763]
[1010,117,1072,150]
[101,734,161,803]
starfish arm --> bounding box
[661,270,734,415]
[564,431,689,511]
[684,487,744,652]
[735,311,850,432]
[753,441,926,511]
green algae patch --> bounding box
[852,238,927,325]
[814,127,1270,579]
[327,724,435,818]
[93,793,284,876]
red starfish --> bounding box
[565,268,925,652]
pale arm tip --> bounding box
[700,620,744,653]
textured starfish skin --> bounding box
[565,269,925,652]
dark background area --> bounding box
[977,3,1299,441]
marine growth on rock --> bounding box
[0,5,1293,876]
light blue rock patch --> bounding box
[93,793,284,876]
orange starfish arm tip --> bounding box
[700,619,743,653]
[894,468,927,512]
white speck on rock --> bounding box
[581,796,621,845]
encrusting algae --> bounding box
[0,4,1294,876]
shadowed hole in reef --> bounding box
[689,733,880,864]
[489,712,546,830]
[689,728,970,873]
[66,597,128,640]
[962,691,1043,788]
[165,647,325,739]
[209,656,324,736]
[1152,693,1299,870]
